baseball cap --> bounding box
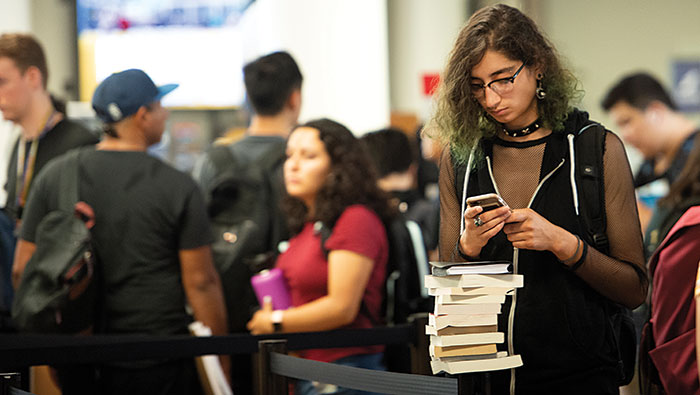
[91,69,178,123]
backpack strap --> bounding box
[209,144,238,176]
[57,149,83,212]
[573,124,609,254]
[210,139,287,177]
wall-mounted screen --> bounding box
[77,0,254,109]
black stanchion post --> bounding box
[408,313,431,375]
[457,372,491,395]
[409,313,430,375]
[256,339,288,395]
[458,374,474,395]
[483,372,491,395]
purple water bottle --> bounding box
[250,268,292,310]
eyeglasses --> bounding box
[470,63,525,99]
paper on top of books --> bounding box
[430,260,513,276]
[430,353,523,374]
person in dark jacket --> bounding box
[0,33,98,325]
[430,4,648,394]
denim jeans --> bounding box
[0,209,15,312]
[295,353,385,395]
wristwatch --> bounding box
[271,310,283,333]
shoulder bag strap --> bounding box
[574,124,609,254]
[57,149,82,212]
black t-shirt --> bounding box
[21,149,213,335]
[5,119,99,219]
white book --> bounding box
[428,287,515,296]
[430,332,504,346]
[424,274,524,289]
[435,294,506,305]
[425,324,498,336]
[430,354,523,374]
[434,302,502,315]
[429,313,498,329]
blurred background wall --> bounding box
[2,0,699,170]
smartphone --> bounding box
[466,193,508,212]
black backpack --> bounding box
[453,125,636,385]
[12,149,98,334]
[206,141,287,332]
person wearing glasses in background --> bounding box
[430,4,647,394]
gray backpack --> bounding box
[12,149,98,334]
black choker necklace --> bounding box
[502,118,542,138]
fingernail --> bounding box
[263,295,271,304]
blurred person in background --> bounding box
[13,69,228,395]
[0,113,19,323]
[602,72,699,256]
[193,50,302,394]
[361,127,439,257]
[0,33,98,329]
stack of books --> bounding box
[426,261,524,375]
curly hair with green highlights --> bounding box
[428,4,581,164]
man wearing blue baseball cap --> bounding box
[13,69,229,394]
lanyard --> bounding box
[15,110,59,209]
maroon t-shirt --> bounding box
[276,205,388,362]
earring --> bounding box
[535,75,546,100]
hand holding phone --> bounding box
[460,193,510,259]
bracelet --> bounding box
[560,234,581,265]
[569,242,588,271]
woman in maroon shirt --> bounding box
[247,118,394,395]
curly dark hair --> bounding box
[282,118,395,235]
[429,4,581,163]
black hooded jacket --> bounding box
[460,109,623,393]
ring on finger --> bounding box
[474,216,483,227]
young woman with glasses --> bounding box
[430,4,648,394]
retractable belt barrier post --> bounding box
[257,340,288,395]
[408,314,430,375]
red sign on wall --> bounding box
[422,73,440,96]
